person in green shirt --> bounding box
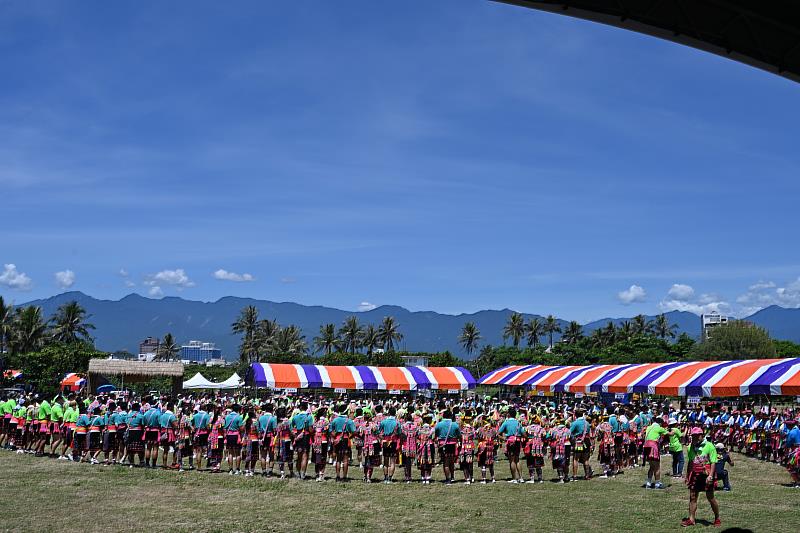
[49,402,64,457]
[0,397,15,449]
[643,420,673,489]
[667,418,685,478]
[682,427,721,527]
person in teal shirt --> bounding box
[378,407,400,483]
[289,402,312,480]
[143,405,162,468]
[224,405,244,474]
[435,410,461,484]
[569,409,593,481]
[159,403,178,468]
[329,405,356,481]
[498,409,523,483]
[256,405,277,476]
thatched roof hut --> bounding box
[87,359,184,394]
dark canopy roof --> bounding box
[498,1,800,82]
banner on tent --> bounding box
[283,388,297,393]
[574,392,584,398]
[687,397,701,404]
[389,390,401,395]
[334,388,347,394]
[448,389,460,395]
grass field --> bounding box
[0,451,797,532]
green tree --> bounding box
[0,296,12,368]
[50,301,95,344]
[543,315,561,348]
[267,325,307,361]
[691,320,775,360]
[377,316,403,353]
[653,313,678,340]
[9,342,103,397]
[525,318,544,348]
[231,305,260,364]
[10,306,48,355]
[458,322,481,356]
[428,351,463,367]
[503,312,525,348]
[562,320,584,344]
[254,319,279,361]
[774,339,800,358]
[618,320,633,341]
[632,314,654,336]
[158,333,179,361]
[313,323,339,355]
[362,325,382,358]
[338,316,364,354]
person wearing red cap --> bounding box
[682,427,721,528]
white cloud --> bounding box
[748,280,775,291]
[213,269,254,282]
[54,270,75,289]
[617,285,646,305]
[280,277,296,284]
[119,268,135,287]
[0,264,32,291]
[667,283,694,301]
[145,269,194,289]
[358,301,377,312]
[148,286,163,298]
[735,277,800,314]
[659,298,730,315]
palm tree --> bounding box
[618,320,634,341]
[503,312,525,348]
[158,333,179,360]
[338,316,364,355]
[0,296,12,367]
[253,319,279,361]
[632,314,654,336]
[562,321,584,344]
[543,315,562,348]
[50,301,95,344]
[525,318,544,348]
[362,325,382,358]
[589,327,606,348]
[268,325,307,359]
[377,316,403,353]
[458,322,482,356]
[313,323,339,355]
[653,313,678,340]
[231,305,259,364]
[10,306,48,355]
[603,321,617,344]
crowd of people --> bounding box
[1,390,799,527]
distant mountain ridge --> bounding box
[8,291,800,359]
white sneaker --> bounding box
[527,479,536,484]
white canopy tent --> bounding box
[182,372,218,390]
[217,372,243,389]
[183,372,243,390]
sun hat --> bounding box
[689,427,704,436]
[715,442,725,449]
[668,418,678,425]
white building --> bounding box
[701,312,729,341]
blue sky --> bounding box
[1,0,799,322]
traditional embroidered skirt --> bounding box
[643,440,660,461]
[126,429,144,452]
[88,431,103,452]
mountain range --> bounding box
[9,291,800,359]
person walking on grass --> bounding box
[681,427,721,528]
